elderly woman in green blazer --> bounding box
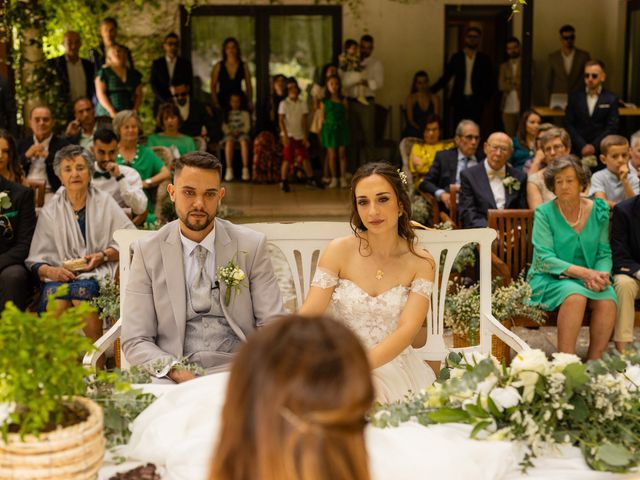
[527,155,616,360]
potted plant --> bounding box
[445,277,546,363]
[0,286,105,478]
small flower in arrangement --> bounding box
[502,175,521,193]
[0,191,11,210]
[216,253,247,306]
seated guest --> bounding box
[25,145,135,350]
[589,135,639,208]
[121,152,284,382]
[510,110,541,171]
[222,92,251,182]
[611,194,640,352]
[401,70,440,139]
[0,129,25,183]
[527,127,571,210]
[65,97,98,149]
[89,17,134,75]
[150,33,193,115]
[459,132,528,228]
[527,155,616,359]
[147,102,197,157]
[170,80,220,142]
[210,315,373,480]
[564,60,619,158]
[408,115,453,191]
[95,44,142,118]
[523,122,554,173]
[46,31,95,114]
[627,130,640,182]
[113,110,169,224]
[91,128,147,224]
[18,106,70,199]
[419,119,483,212]
[0,174,36,310]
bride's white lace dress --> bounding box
[312,268,436,403]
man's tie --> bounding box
[93,171,111,179]
[487,169,506,181]
[191,245,212,313]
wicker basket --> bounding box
[452,319,513,365]
[0,396,105,479]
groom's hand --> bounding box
[168,368,197,384]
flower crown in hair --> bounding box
[397,169,408,186]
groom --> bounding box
[122,151,284,383]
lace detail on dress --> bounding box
[311,267,339,289]
[410,278,433,298]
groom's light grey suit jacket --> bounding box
[121,218,284,372]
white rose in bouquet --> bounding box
[511,349,549,375]
[489,386,521,411]
[550,352,581,372]
[232,268,245,282]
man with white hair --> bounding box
[629,130,640,182]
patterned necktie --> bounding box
[487,169,506,181]
[191,245,212,313]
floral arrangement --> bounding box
[445,278,546,344]
[502,176,521,193]
[338,52,363,72]
[410,194,434,227]
[0,192,11,210]
[372,347,640,473]
[90,274,120,329]
[217,255,247,306]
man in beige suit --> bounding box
[122,151,284,383]
[499,37,522,137]
[546,24,590,104]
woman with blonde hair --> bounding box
[210,314,373,480]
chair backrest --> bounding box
[26,179,45,208]
[193,136,207,152]
[488,209,535,282]
[449,183,461,227]
[151,146,174,167]
[399,136,422,189]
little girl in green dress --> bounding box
[321,75,349,189]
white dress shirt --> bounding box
[562,49,575,76]
[342,56,384,99]
[92,164,148,215]
[27,134,53,189]
[176,98,190,122]
[278,98,308,140]
[180,227,216,286]
[503,60,520,113]
[464,52,476,96]
[165,56,177,81]
[66,57,87,101]
[586,86,602,116]
[485,162,507,210]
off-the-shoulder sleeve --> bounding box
[311,267,339,289]
[410,278,433,298]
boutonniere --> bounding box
[0,191,11,211]
[216,253,248,306]
[502,176,521,193]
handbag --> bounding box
[310,107,325,134]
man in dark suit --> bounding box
[0,176,36,311]
[89,17,134,75]
[150,33,193,115]
[46,31,95,117]
[171,80,221,142]
[17,106,70,195]
[564,60,619,158]
[431,27,494,126]
[458,132,528,228]
[611,194,640,351]
[546,25,591,103]
[0,74,17,135]
[419,119,483,212]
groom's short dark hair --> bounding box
[175,151,222,177]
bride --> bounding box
[299,162,436,402]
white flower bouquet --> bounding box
[0,191,11,210]
[372,346,640,473]
[217,255,247,306]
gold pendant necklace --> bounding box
[375,269,384,280]
[558,200,583,228]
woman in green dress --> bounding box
[113,110,170,224]
[147,103,198,156]
[320,75,349,189]
[95,44,142,118]
[527,155,616,359]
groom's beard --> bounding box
[181,208,216,231]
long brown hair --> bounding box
[0,129,24,183]
[516,110,541,146]
[350,161,418,256]
[210,315,373,480]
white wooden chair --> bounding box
[83,223,529,368]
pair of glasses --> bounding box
[544,144,565,154]
[0,215,13,241]
[584,73,599,79]
[487,144,510,153]
[562,35,575,41]
[165,41,179,47]
[461,134,480,142]
[172,93,188,98]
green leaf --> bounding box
[568,395,588,421]
[595,444,633,467]
[470,419,493,438]
[464,403,490,418]
[486,396,503,418]
[426,408,470,424]
[564,363,589,392]
[439,367,451,381]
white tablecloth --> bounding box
[99,374,636,480]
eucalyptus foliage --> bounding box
[0,286,95,439]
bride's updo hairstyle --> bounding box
[350,161,418,255]
[210,314,373,480]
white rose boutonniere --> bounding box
[0,191,12,210]
[217,254,247,306]
[502,176,521,194]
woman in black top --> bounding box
[210,37,253,112]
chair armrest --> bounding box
[83,318,122,368]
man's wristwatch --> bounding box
[101,250,109,263]
[116,174,125,181]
